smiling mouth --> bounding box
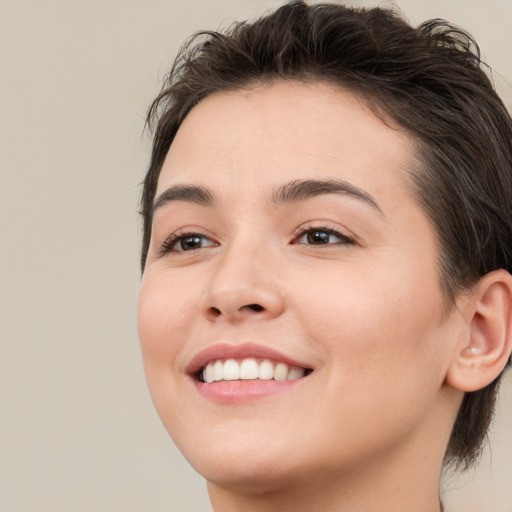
[196,357,313,383]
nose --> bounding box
[200,243,285,323]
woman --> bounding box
[137,2,512,510]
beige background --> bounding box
[0,1,511,511]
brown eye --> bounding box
[178,235,206,251]
[305,230,331,244]
[161,233,217,255]
[296,228,354,246]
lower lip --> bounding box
[193,378,304,404]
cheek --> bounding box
[138,267,197,341]
[289,269,450,458]
[294,261,447,384]
[137,272,193,391]
[137,274,198,438]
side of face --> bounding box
[137,81,465,489]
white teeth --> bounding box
[223,359,240,380]
[213,360,223,381]
[274,362,289,381]
[204,363,214,383]
[287,368,305,380]
[258,359,274,380]
[240,358,259,380]
[202,357,308,383]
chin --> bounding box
[195,455,301,494]
[170,421,306,489]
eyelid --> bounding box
[158,229,218,256]
[291,222,357,246]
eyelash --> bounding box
[292,224,356,247]
[159,224,356,256]
[159,231,218,256]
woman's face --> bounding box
[138,81,462,489]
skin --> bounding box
[138,81,470,511]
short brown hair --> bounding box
[141,1,512,470]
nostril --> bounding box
[209,306,222,317]
[246,304,264,312]
[206,303,266,319]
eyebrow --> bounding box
[152,178,382,215]
[270,179,383,214]
[152,184,214,214]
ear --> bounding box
[445,270,512,392]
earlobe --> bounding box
[446,270,512,392]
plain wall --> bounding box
[0,1,510,511]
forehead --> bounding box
[156,80,418,211]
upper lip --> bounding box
[186,342,313,376]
